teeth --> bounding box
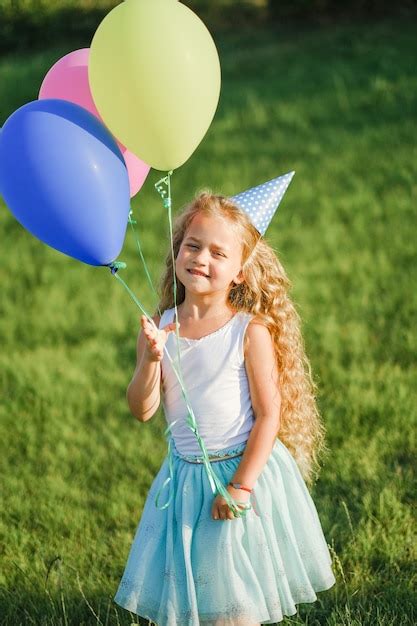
[189,270,207,277]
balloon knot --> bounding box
[128,210,137,225]
[108,261,127,275]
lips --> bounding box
[188,269,209,277]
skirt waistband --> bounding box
[178,450,245,464]
[171,440,247,464]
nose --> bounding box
[192,247,210,266]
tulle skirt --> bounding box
[114,437,336,625]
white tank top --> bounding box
[159,307,255,454]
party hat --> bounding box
[230,171,295,235]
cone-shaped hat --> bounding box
[230,171,295,235]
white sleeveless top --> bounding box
[159,307,255,455]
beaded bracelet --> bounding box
[229,481,252,493]
[227,482,253,515]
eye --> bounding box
[186,244,198,249]
[213,251,225,257]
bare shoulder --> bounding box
[243,316,272,357]
[243,315,280,419]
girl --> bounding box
[114,182,336,625]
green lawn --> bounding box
[0,16,416,626]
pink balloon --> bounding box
[39,48,150,198]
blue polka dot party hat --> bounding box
[230,171,295,235]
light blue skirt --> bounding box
[114,437,336,625]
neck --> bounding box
[177,293,234,321]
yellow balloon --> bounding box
[89,0,221,171]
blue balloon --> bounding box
[0,99,131,266]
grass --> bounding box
[0,15,416,626]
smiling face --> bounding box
[175,213,244,297]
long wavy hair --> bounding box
[157,192,328,484]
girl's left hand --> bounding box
[211,484,251,521]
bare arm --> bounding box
[127,313,178,422]
[211,320,281,520]
[231,320,281,487]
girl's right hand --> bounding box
[141,314,178,362]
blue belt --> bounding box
[173,443,246,464]
[178,450,245,463]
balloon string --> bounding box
[155,171,185,391]
[127,209,162,317]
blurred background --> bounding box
[1,1,416,625]
[1,0,417,53]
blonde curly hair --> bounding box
[157,191,328,485]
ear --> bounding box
[232,269,245,286]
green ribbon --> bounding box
[127,210,162,316]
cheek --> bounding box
[175,250,186,270]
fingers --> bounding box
[141,317,157,343]
[140,316,181,363]
[141,316,178,337]
[141,315,159,339]
[140,315,164,360]
[218,508,235,520]
[225,508,235,520]
[211,503,236,521]
[163,322,180,334]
